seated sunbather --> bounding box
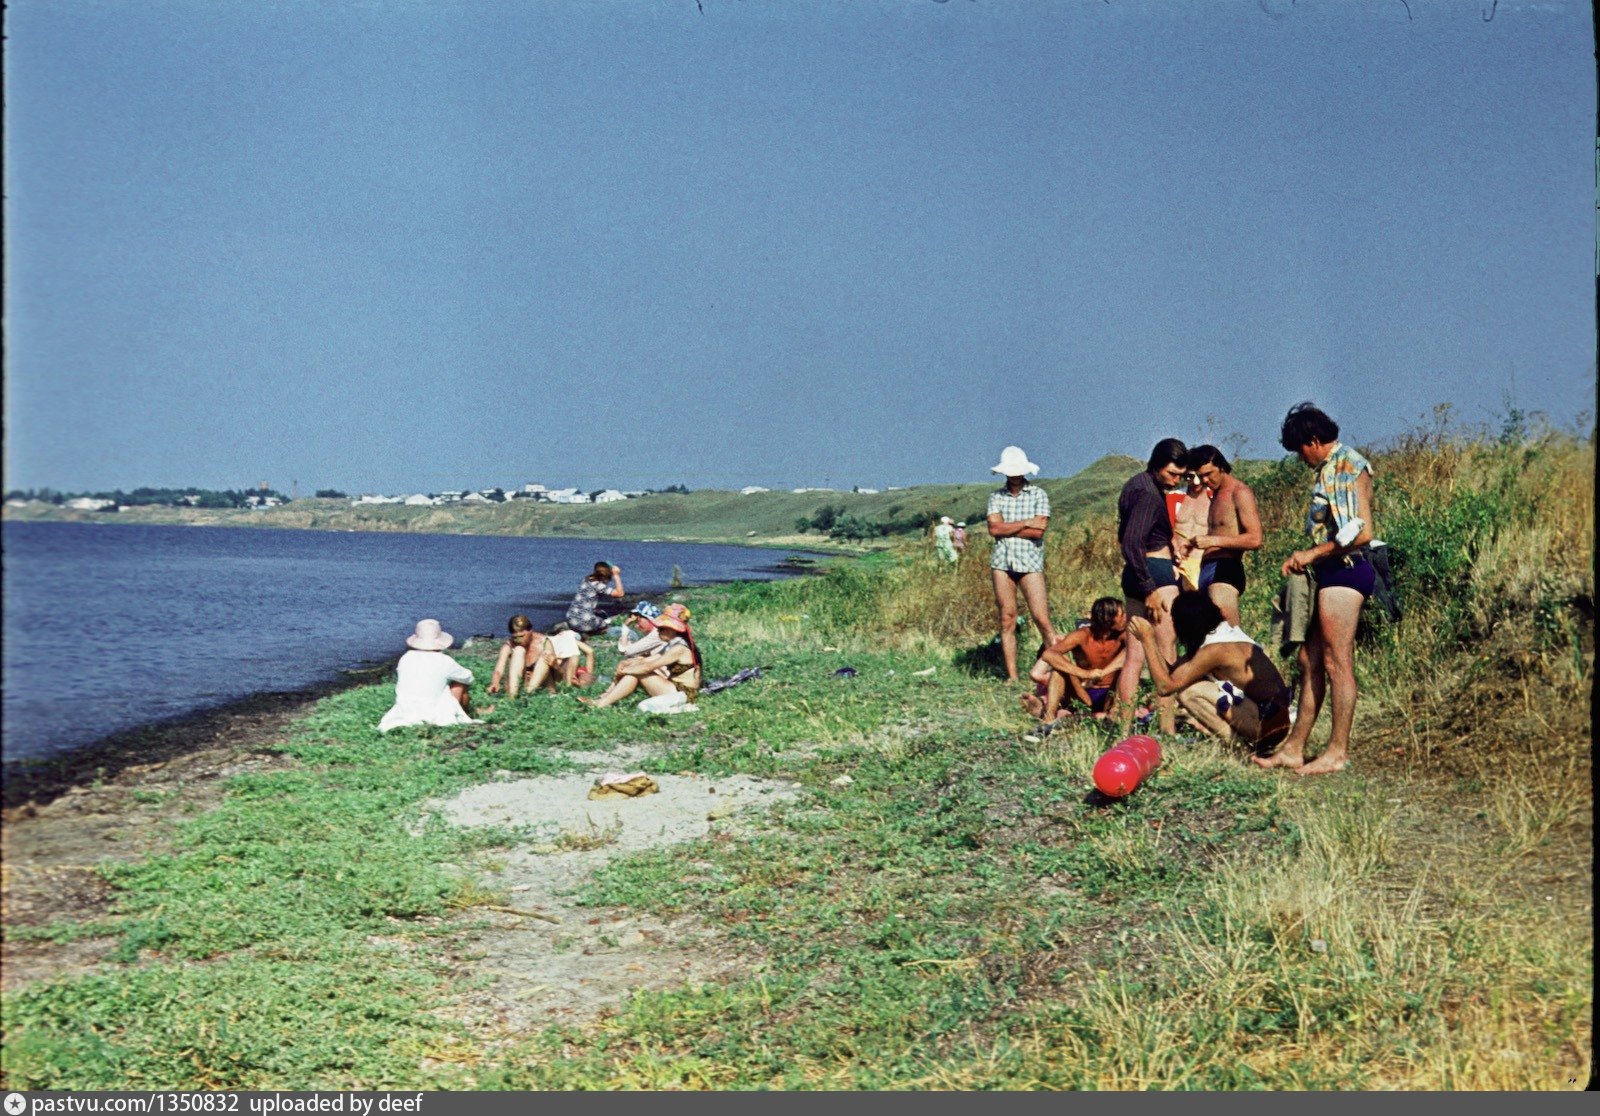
[378,619,491,731]
[542,628,596,689]
[617,601,665,661]
[1023,597,1128,721]
[487,614,550,699]
[579,612,701,709]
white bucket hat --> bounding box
[405,618,454,651]
[990,445,1040,477]
[940,516,954,525]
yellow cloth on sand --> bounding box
[587,774,660,800]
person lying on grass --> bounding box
[579,611,701,709]
[1125,594,1292,751]
[486,614,551,699]
[1023,596,1128,722]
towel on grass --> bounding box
[701,667,764,695]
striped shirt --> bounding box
[987,484,1051,572]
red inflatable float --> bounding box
[1092,734,1163,798]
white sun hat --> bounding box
[405,618,455,651]
[990,445,1040,477]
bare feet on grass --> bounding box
[1251,747,1305,771]
[1020,693,1045,719]
[1295,752,1348,776]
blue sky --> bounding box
[4,0,1593,495]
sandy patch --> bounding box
[421,770,802,1031]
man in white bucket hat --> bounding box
[985,446,1059,682]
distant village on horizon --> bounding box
[5,478,907,514]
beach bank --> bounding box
[2,435,1592,1089]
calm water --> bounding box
[1,522,817,763]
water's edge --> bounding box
[1,558,827,809]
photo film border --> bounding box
[2,1092,1594,1113]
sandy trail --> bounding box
[417,761,802,1031]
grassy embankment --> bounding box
[0,456,1140,552]
[2,429,1591,1089]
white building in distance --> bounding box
[741,486,770,495]
[592,489,627,503]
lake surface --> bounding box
[1,522,819,764]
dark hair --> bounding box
[1090,596,1124,630]
[1183,444,1231,473]
[1147,438,1188,472]
[1171,592,1225,655]
[1280,402,1340,452]
[587,561,613,582]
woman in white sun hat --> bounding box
[985,446,1059,684]
[378,619,491,732]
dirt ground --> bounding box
[2,721,805,1032]
[416,763,801,1031]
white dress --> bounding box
[378,650,479,732]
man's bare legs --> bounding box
[1117,589,1179,733]
[993,570,1057,683]
[1301,588,1361,774]
[1208,583,1242,628]
[991,570,1023,682]
[1017,570,1059,654]
[1255,587,1361,774]
[1175,683,1237,743]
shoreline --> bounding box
[1,555,832,810]
[1,506,885,555]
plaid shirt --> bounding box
[1307,443,1374,545]
[987,484,1051,572]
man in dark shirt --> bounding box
[1115,438,1187,733]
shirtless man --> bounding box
[1185,445,1263,627]
[1022,597,1128,721]
[1126,594,1292,750]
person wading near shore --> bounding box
[378,619,492,732]
[1185,444,1263,627]
[1115,438,1187,734]
[986,446,1059,683]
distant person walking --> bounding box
[933,516,958,564]
[952,521,968,555]
[378,619,490,732]
[1185,444,1263,627]
[986,446,1059,683]
[1115,438,1187,733]
[1256,403,1376,776]
[566,561,624,637]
